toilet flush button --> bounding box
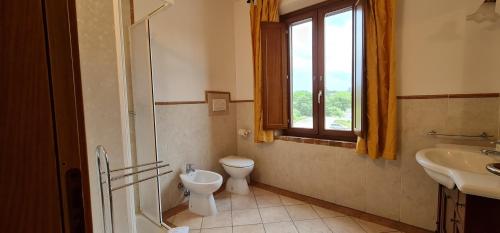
[212,99,226,112]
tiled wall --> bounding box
[76,0,135,231]
[235,96,500,231]
[153,96,499,230]
[155,103,237,211]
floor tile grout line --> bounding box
[317,218,334,233]
[351,217,369,233]
[200,213,204,231]
[354,217,400,233]
[283,202,302,233]
[310,204,323,217]
[255,198,265,228]
[351,218,370,233]
[254,187,271,233]
[176,186,389,233]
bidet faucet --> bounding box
[480,140,500,156]
[186,163,195,174]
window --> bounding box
[282,0,364,142]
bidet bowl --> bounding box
[180,169,223,194]
[179,169,223,216]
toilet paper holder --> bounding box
[238,129,251,137]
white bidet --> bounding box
[180,169,223,216]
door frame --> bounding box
[43,0,93,231]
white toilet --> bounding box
[219,155,254,195]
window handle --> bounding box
[318,90,323,104]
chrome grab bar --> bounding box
[427,130,493,139]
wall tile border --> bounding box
[156,92,499,105]
[155,90,254,105]
[397,93,499,100]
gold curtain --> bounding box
[250,0,280,143]
[356,0,398,160]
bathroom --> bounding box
[2,0,500,233]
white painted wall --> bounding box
[397,0,500,95]
[233,0,500,98]
[143,0,237,102]
[280,0,328,14]
[233,0,255,100]
[232,0,329,101]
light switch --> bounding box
[212,99,227,112]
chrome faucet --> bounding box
[480,140,500,156]
[186,163,195,174]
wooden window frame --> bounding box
[282,0,362,142]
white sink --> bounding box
[416,145,500,200]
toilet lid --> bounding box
[220,156,254,168]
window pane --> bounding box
[324,9,352,131]
[290,19,313,129]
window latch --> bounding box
[318,90,323,104]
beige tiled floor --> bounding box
[168,186,404,233]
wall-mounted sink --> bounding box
[416,145,500,200]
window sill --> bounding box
[275,135,356,149]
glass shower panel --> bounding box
[129,20,162,224]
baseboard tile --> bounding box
[252,181,434,233]
[162,181,434,233]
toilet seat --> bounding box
[219,155,254,168]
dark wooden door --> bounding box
[0,0,64,232]
[0,0,92,232]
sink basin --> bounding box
[416,146,500,200]
[422,148,495,174]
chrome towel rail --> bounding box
[96,145,171,233]
[110,163,170,181]
[111,170,172,191]
[110,160,163,173]
[427,130,493,139]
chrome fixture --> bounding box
[427,130,493,140]
[110,163,170,181]
[177,182,190,196]
[480,140,500,156]
[480,149,500,156]
[110,160,164,173]
[186,163,195,174]
[467,0,500,23]
[96,145,172,233]
[486,163,500,176]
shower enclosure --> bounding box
[125,0,173,230]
